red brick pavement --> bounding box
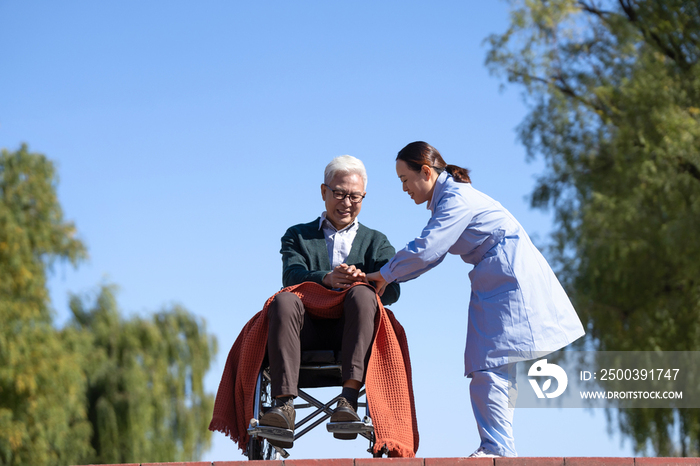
[79,457,700,466]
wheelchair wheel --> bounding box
[247,435,279,461]
[247,435,263,461]
[247,368,281,461]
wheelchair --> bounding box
[246,349,386,460]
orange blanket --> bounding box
[208,282,419,457]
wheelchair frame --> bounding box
[246,352,385,460]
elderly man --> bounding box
[259,155,400,448]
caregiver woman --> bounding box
[366,141,585,458]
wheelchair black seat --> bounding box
[298,350,343,388]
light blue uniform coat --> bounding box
[380,171,585,376]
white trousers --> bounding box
[469,364,518,457]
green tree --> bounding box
[486,0,700,456]
[69,285,217,464]
[1,144,218,464]
[0,144,92,465]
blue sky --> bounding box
[1,0,635,460]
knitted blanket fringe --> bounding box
[208,282,419,457]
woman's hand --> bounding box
[365,271,388,296]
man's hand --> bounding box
[322,263,368,289]
[365,271,388,296]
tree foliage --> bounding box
[0,144,91,465]
[0,145,217,464]
[486,0,700,456]
[70,285,217,464]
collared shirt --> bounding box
[319,212,359,268]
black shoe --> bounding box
[330,397,360,440]
[259,397,295,448]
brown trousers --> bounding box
[267,285,378,397]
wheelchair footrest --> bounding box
[326,416,374,434]
[248,419,294,444]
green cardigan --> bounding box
[280,218,400,306]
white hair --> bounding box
[324,155,368,189]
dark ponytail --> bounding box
[396,141,471,183]
[444,164,471,183]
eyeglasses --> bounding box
[323,184,366,204]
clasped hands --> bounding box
[323,264,389,297]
